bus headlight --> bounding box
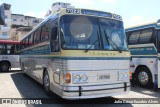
[119,71,129,80]
[74,74,81,82]
[73,73,88,83]
[82,74,88,81]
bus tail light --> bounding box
[65,73,71,83]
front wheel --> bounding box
[0,62,10,72]
[136,67,153,88]
[43,70,51,96]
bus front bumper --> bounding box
[62,82,130,99]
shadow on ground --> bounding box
[130,82,160,98]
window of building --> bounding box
[13,19,17,21]
[5,15,7,19]
[2,32,8,36]
[3,23,7,27]
[21,19,23,22]
[33,20,39,23]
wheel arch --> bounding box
[0,60,11,67]
[134,65,153,85]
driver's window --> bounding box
[51,20,59,52]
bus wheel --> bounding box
[43,70,51,95]
[0,62,10,72]
[136,67,153,88]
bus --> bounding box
[0,40,20,72]
[126,20,160,89]
[19,3,130,99]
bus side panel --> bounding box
[0,55,20,68]
[9,55,20,68]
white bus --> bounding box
[126,20,160,89]
[0,40,20,72]
[19,3,130,99]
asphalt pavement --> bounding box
[0,71,160,107]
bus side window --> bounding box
[41,20,51,41]
[0,44,6,54]
[34,28,42,44]
[10,45,15,54]
[128,31,140,45]
[51,21,59,52]
[157,30,160,52]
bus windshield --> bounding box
[60,15,128,51]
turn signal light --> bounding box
[65,73,71,83]
[129,70,132,79]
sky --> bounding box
[1,0,160,28]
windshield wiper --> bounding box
[84,31,99,53]
[103,30,122,53]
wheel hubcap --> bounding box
[138,71,149,84]
[1,65,8,71]
[44,73,49,89]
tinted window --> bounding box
[24,38,28,48]
[29,34,34,46]
[157,30,160,52]
[0,44,6,54]
[0,44,16,55]
[99,18,128,50]
[41,20,52,41]
[60,15,100,50]
[129,31,140,44]
[34,28,42,44]
[139,29,153,43]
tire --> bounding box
[0,62,10,72]
[43,70,51,96]
[135,67,153,88]
[21,63,27,76]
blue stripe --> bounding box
[132,56,157,58]
[22,56,130,60]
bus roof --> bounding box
[21,8,123,40]
[0,40,20,45]
[125,19,160,32]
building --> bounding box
[14,27,32,41]
[0,3,11,40]
[11,14,43,27]
[11,14,43,41]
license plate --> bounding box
[98,74,110,80]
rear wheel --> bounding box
[136,67,153,88]
[43,70,51,95]
[0,62,10,72]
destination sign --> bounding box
[81,9,112,18]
